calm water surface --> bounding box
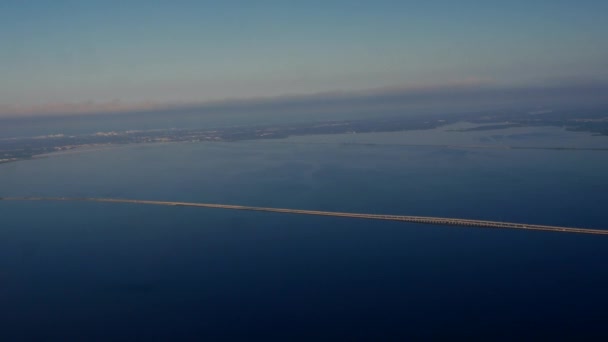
[1,127,608,340]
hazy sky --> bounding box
[1,1,607,115]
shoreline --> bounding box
[1,123,607,167]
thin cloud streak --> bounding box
[1,80,607,119]
[0,101,172,117]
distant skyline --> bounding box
[1,1,607,116]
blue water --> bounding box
[1,127,608,340]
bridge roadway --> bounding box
[2,197,607,236]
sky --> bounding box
[1,0,607,116]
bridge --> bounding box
[1,196,607,236]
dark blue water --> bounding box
[1,128,608,340]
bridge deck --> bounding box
[2,197,606,235]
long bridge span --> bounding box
[1,197,607,236]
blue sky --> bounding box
[1,1,607,115]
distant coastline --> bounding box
[1,110,607,165]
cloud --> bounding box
[0,100,175,117]
[1,79,607,119]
